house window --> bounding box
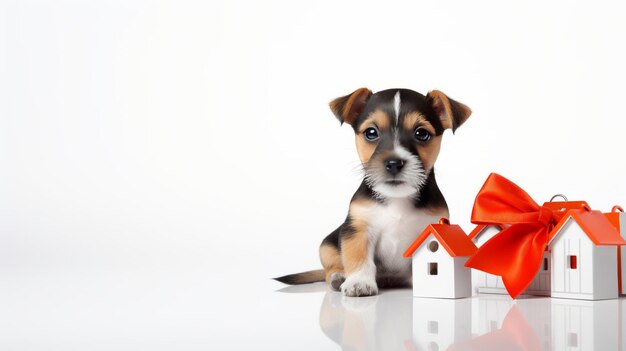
[428,241,439,252]
[569,255,578,269]
[428,321,438,334]
[428,262,438,275]
[568,332,578,347]
[543,258,549,271]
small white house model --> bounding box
[469,224,507,295]
[547,208,626,300]
[403,218,477,299]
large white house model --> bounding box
[545,206,625,300]
[403,218,477,299]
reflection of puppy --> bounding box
[319,290,412,350]
[275,88,471,296]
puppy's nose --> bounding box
[385,158,405,175]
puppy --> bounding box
[275,88,471,296]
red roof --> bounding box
[403,219,477,258]
[604,205,624,231]
[468,224,505,240]
[549,209,626,245]
[542,200,590,213]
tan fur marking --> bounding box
[427,90,471,130]
[342,230,369,274]
[402,112,436,136]
[348,198,375,217]
[358,109,391,132]
[354,109,392,164]
[416,135,442,172]
[341,199,374,274]
[329,88,372,125]
[320,243,343,283]
[355,136,376,164]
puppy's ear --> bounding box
[427,90,472,133]
[329,88,373,125]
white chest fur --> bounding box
[368,199,442,277]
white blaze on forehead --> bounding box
[393,91,401,122]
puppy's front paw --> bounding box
[330,272,346,291]
[341,276,378,297]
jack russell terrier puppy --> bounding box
[275,88,471,296]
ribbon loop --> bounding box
[465,173,557,298]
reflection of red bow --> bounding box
[446,305,542,351]
[465,173,565,298]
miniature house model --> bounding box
[470,224,553,296]
[524,201,618,298]
[469,225,507,295]
[403,218,477,299]
[400,199,626,300]
[547,207,626,300]
[468,201,626,300]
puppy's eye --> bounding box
[364,127,379,141]
[414,127,431,142]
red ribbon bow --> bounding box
[465,173,565,298]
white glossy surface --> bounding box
[289,285,625,351]
[4,271,626,350]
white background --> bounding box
[2,0,626,349]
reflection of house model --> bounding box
[552,298,620,350]
[403,218,477,299]
[412,297,472,350]
[413,294,620,351]
[406,202,626,300]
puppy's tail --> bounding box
[273,269,325,285]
